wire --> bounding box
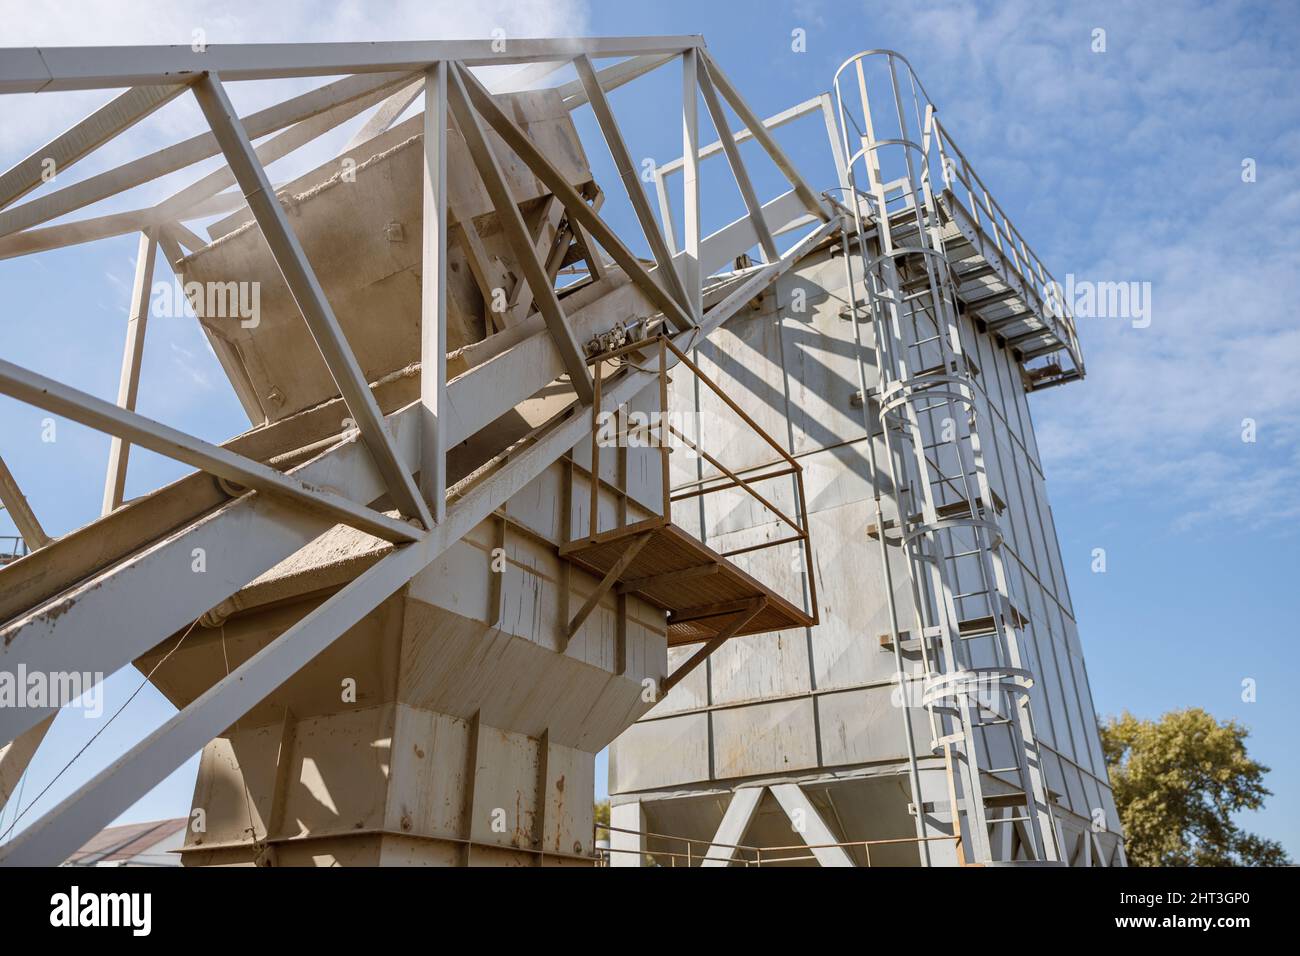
[0,617,201,844]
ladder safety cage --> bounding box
[832,49,1065,865]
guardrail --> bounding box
[931,117,1085,373]
[832,48,1084,381]
[596,823,962,866]
[0,534,28,563]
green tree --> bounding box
[593,799,610,843]
[1100,708,1289,867]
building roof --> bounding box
[65,817,187,866]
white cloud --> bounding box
[1,0,592,199]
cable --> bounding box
[0,617,201,844]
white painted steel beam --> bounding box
[688,188,810,278]
[657,94,827,177]
[0,71,410,239]
[701,786,763,866]
[101,230,159,516]
[680,51,702,321]
[192,71,433,529]
[420,63,449,519]
[0,189,248,259]
[769,783,855,867]
[556,52,679,111]
[696,62,778,263]
[0,37,703,93]
[573,55,692,314]
[0,85,187,209]
[343,77,424,153]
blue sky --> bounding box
[2,0,1297,858]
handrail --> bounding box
[579,333,817,623]
[0,535,29,561]
[596,822,961,867]
[832,49,1084,378]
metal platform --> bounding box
[560,519,815,647]
[556,334,818,692]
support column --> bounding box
[419,62,448,521]
[769,783,854,867]
[101,229,158,515]
[701,786,762,866]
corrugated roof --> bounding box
[65,817,187,865]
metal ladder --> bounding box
[833,50,1060,864]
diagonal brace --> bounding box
[662,597,766,694]
[566,532,654,643]
[573,54,693,313]
[452,63,695,332]
[445,64,593,405]
[0,357,419,545]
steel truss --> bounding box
[0,36,837,864]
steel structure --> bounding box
[0,37,1117,867]
[609,51,1120,867]
[0,36,843,866]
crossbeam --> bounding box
[0,37,704,93]
[101,230,158,516]
[574,54,692,314]
[696,63,777,263]
[0,84,187,209]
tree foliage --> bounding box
[1100,708,1289,867]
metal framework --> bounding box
[558,333,817,680]
[0,35,1090,867]
[0,36,840,865]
